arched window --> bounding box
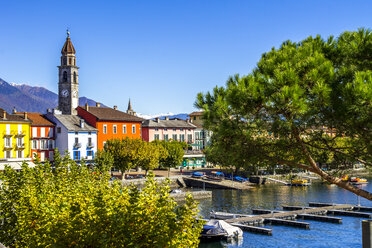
[69,58,72,65]
[63,71,67,82]
[73,72,77,83]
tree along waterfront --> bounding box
[196,28,372,200]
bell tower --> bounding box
[58,30,79,115]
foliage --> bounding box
[103,138,144,177]
[136,141,167,175]
[155,140,187,170]
[94,149,114,173]
[196,28,372,200]
[0,153,202,247]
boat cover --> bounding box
[205,219,243,238]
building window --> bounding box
[188,134,192,143]
[73,151,80,160]
[32,127,37,137]
[73,72,77,83]
[41,140,48,149]
[172,134,177,141]
[113,125,117,134]
[4,137,11,147]
[103,125,107,134]
[75,137,79,144]
[164,128,167,131]
[63,71,67,82]
[40,128,45,137]
[123,125,127,134]
[163,134,169,141]
[179,134,185,142]
[48,140,54,149]
[87,150,93,157]
[32,140,37,149]
[88,137,92,146]
[17,137,23,147]
[132,125,136,134]
[88,132,91,135]
[180,128,183,131]
[173,128,176,131]
[57,127,61,133]
[193,117,196,120]
[17,150,23,159]
[154,128,158,131]
[6,151,11,158]
[154,134,159,140]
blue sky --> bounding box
[1,0,371,115]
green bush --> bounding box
[0,152,202,248]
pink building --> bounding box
[142,117,196,144]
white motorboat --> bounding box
[210,211,251,220]
[200,219,243,241]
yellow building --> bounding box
[0,109,33,169]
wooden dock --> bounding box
[225,204,354,224]
[216,202,372,236]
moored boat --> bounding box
[350,177,368,185]
[200,219,243,242]
[210,211,251,219]
[290,179,311,186]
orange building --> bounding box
[77,103,144,150]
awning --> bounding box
[0,161,36,170]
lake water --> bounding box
[197,180,372,248]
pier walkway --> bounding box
[224,204,353,225]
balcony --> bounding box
[3,133,12,138]
[73,143,82,149]
[87,142,95,148]
[16,143,25,150]
[15,131,26,137]
[4,144,13,150]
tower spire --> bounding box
[126,99,136,116]
[127,98,133,112]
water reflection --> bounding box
[198,181,372,248]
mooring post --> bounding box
[362,220,372,248]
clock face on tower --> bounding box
[62,89,69,97]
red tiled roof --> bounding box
[0,108,32,123]
[79,106,144,122]
[17,113,55,126]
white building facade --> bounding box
[45,111,97,161]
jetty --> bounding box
[183,177,254,190]
[210,202,372,236]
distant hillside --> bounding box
[0,78,106,113]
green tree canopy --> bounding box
[0,153,202,247]
[154,140,187,177]
[196,28,372,200]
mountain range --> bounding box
[0,78,190,120]
[0,78,104,113]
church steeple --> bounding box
[58,30,79,115]
[126,99,136,116]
